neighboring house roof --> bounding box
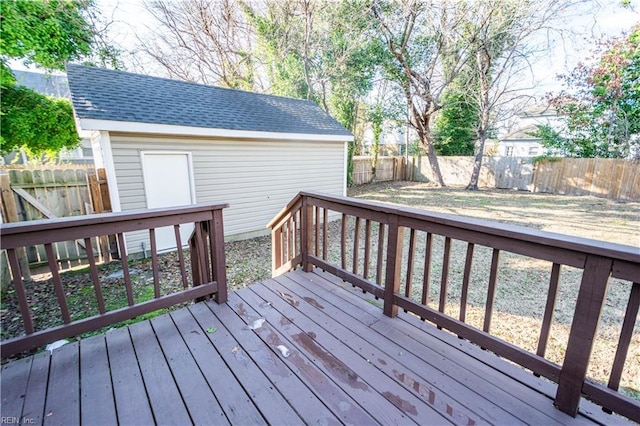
[66,64,352,139]
[501,124,541,142]
[12,70,70,98]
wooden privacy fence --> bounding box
[352,156,412,184]
[269,191,640,422]
[532,158,640,200]
[352,156,640,200]
[0,166,111,281]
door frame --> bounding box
[140,150,197,209]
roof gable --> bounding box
[66,64,352,138]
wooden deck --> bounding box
[1,269,629,425]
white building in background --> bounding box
[493,105,562,157]
[361,120,414,156]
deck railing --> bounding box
[268,191,640,422]
[1,203,228,358]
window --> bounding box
[528,147,539,156]
[505,146,514,156]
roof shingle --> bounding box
[66,64,352,137]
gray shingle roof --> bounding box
[66,64,352,137]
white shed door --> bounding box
[141,152,195,252]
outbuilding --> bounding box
[66,64,352,254]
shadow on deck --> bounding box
[1,269,625,425]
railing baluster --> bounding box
[364,219,372,280]
[438,237,452,315]
[608,282,639,392]
[149,229,161,298]
[376,223,386,286]
[404,229,417,310]
[286,217,295,261]
[556,256,613,417]
[341,214,348,270]
[272,225,282,276]
[45,243,71,324]
[83,237,106,314]
[460,243,475,323]
[483,249,500,333]
[353,217,361,276]
[292,213,298,261]
[173,225,189,290]
[315,206,320,256]
[421,233,433,310]
[537,263,561,358]
[117,233,135,305]
[6,248,34,334]
[195,222,210,284]
[301,199,313,272]
[322,208,328,260]
[279,227,285,269]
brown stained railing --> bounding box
[268,191,640,422]
[1,203,228,358]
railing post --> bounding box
[555,255,612,416]
[300,196,313,272]
[210,209,227,304]
[383,215,404,317]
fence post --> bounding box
[0,173,31,280]
[300,195,313,272]
[555,255,612,416]
[383,215,404,317]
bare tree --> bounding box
[464,0,584,190]
[371,0,474,187]
[140,0,258,89]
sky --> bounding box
[11,0,640,100]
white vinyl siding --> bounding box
[109,134,345,254]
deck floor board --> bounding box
[44,342,80,426]
[1,269,629,425]
[129,320,191,424]
[20,351,50,424]
[79,335,117,426]
[104,326,155,425]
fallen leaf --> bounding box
[206,327,217,334]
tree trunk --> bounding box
[423,135,446,187]
[466,134,487,190]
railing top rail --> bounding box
[1,202,229,234]
[1,203,229,249]
[267,193,303,229]
[299,191,640,264]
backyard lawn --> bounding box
[2,182,638,399]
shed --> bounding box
[66,64,352,254]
